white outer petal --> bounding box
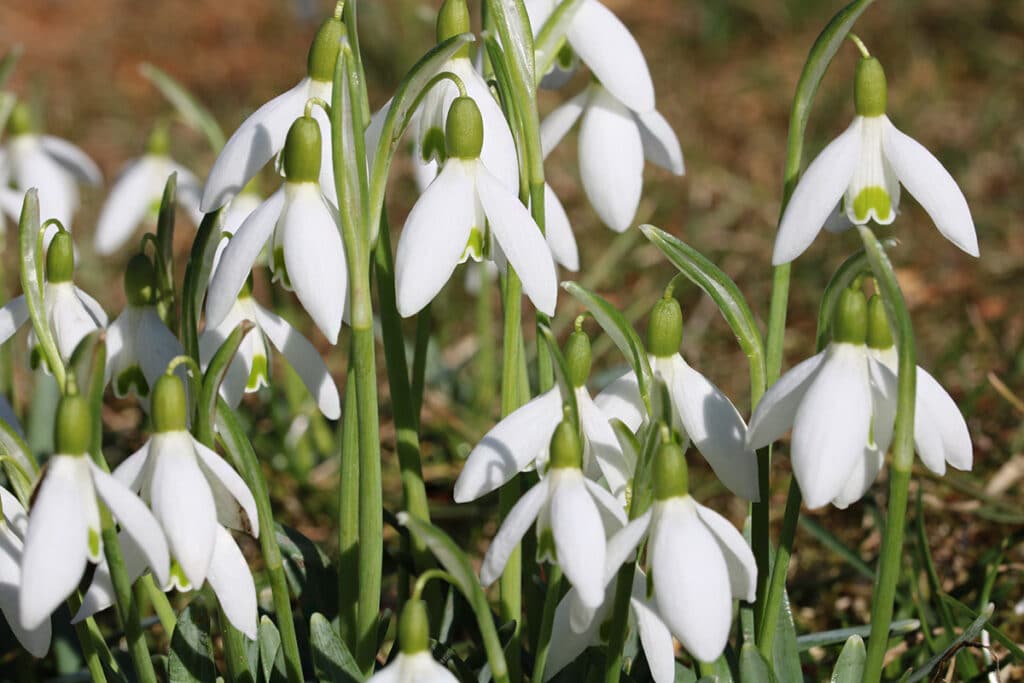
[746,351,826,449]
[281,185,347,343]
[915,365,972,474]
[882,118,978,257]
[577,86,643,232]
[549,470,606,609]
[594,370,645,432]
[207,526,258,639]
[542,183,579,271]
[669,356,759,501]
[39,136,102,186]
[73,529,152,624]
[540,89,588,158]
[636,108,684,175]
[480,479,549,586]
[395,160,476,318]
[0,487,28,537]
[790,344,872,509]
[201,78,311,211]
[773,118,862,265]
[578,391,634,498]
[94,157,159,255]
[693,501,757,602]
[0,295,29,347]
[477,165,558,315]
[631,595,676,683]
[0,526,51,657]
[566,0,655,111]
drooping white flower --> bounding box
[773,57,977,265]
[211,189,265,273]
[19,395,169,631]
[201,16,345,212]
[83,374,259,637]
[523,0,657,111]
[480,419,627,609]
[106,255,184,399]
[199,284,340,419]
[93,125,203,255]
[0,230,107,369]
[367,599,459,683]
[0,485,51,657]
[395,97,557,318]
[595,295,759,501]
[541,82,683,232]
[455,329,631,501]
[0,103,102,233]
[206,114,348,344]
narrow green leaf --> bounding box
[276,525,338,622]
[536,322,578,428]
[797,619,919,652]
[772,587,802,683]
[0,92,16,139]
[640,224,765,394]
[563,281,653,413]
[533,0,584,81]
[940,595,1024,663]
[180,208,223,360]
[739,643,775,682]
[904,603,993,683]
[830,635,865,683]
[367,33,475,235]
[155,173,177,328]
[0,454,33,506]
[258,615,286,683]
[169,602,218,683]
[484,0,536,91]
[309,613,364,683]
[19,190,65,387]
[139,62,226,151]
[0,45,23,89]
[197,320,252,444]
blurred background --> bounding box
[1,0,1022,677]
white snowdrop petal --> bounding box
[915,366,972,473]
[882,119,978,257]
[790,344,873,509]
[39,136,102,186]
[192,438,260,538]
[577,87,644,232]
[73,529,153,623]
[480,480,549,586]
[631,596,676,683]
[578,393,634,498]
[670,357,759,501]
[135,308,186,391]
[113,441,152,491]
[94,158,158,255]
[603,510,652,584]
[773,118,862,265]
[543,590,601,681]
[550,472,607,608]
[746,351,826,449]
[542,183,579,271]
[206,526,258,639]
[395,161,476,318]
[636,108,684,175]
[693,502,757,602]
[566,0,655,111]
[0,527,51,657]
[477,165,559,315]
[594,370,645,432]
[581,478,629,534]
[831,443,885,510]
[201,79,311,211]
[255,305,340,419]
[454,387,563,503]
[0,295,29,347]
[540,90,588,158]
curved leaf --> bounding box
[534,0,585,81]
[140,62,226,152]
[740,643,775,683]
[197,320,252,445]
[830,635,865,683]
[169,601,217,683]
[309,613,363,683]
[180,208,223,361]
[536,322,578,430]
[905,604,993,683]
[19,190,65,387]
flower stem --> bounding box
[858,225,916,681]
[140,574,177,633]
[531,565,563,683]
[218,605,254,683]
[66,594,112,683]
[337,364,360,650]
[756,478,802,660]
[603,561,638,683]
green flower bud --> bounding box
[647,296,683,358]
[437,0,471,58]
[55,394,92,456]
[283,116,322,183]
[398,598,430,655]
[46,231,75,283]
[307,17,345,83]
[866,294,894,350]
[7,102,33,137]
[854,57,887,118]
[548,417,582,470]
[445,97,484,160]
[564,329,592,388]
[152,374,188,433]
[124,254,158,306]
[832,286,868,345]
[652,440,688,501]
[145,121,171,157]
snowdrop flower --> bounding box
[212,185,264,273]
[91,374,259,636]
[201,15,344,211]
[367,598,458,683]
[396,97,557,317]
[93,124,203,255]
[207,113,348,343]
[0,230,107,369]
[200,275,340,419]
[480,418,627,609]
[541,81,683,232]
[19,393,169,631]
[0,485,50,657]
[106,254,184,399]
[544,518,674,682]
[773,56,978,264]
[0,102,102,233]
[455,327,632,501]
[523,0,657,111]
[596,293,759,501]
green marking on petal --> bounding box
[598,616,615,642]
[646,569,654,599]
[272,246,292,289]
[88,527,102,559]
[29,346,43,370]
[556,43,575,69]
[852,186,892,223]
[537,527,557,564]
[421,127,446,163]
[170,560,192,591]
[247,355,269,391]
[460,227,485,263]
[116,365,150,398]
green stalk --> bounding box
[530,566,563,683]
[756,479,802,660]
[66,593,111,683]
[219,604,255,683]
[474,263,497,412]
[140,574,177,634]
[332,43,383,674]
[338,365,360,650]
[859,225,916,681]
[410,303,431,424]
[603,561,638,683]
